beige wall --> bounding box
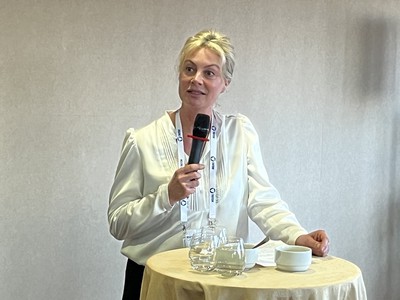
[1,1,399,299]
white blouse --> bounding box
[108,110,307,265]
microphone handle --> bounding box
[188,139,205,164]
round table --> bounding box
[140,248,367,300]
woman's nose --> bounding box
[191,72,203,84]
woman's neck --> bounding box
[179,106,212,133]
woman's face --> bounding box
[179,48,228,112]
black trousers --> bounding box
[122,259,145,300]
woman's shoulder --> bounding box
[122,112,172,145]
[132,111,172,135]
[223,112,251,122]
[219,111,259,140]
[219,111,254,128]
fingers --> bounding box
[295,230,330,257]
[184,163,205,172]
[178,164,204,184]
[168,164,205,204]
[309,230,330,257]
[319,235,330,256]
[311,240,329,257]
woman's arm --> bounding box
[240,115,308,244]
[108,129,176,241]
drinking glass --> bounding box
[188,230,219,272]
[214,237,245,277]
[201,225,227,245]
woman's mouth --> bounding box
[188,89,206,95]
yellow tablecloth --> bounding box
[140,248,367,300]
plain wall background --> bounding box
[1,1,399,299]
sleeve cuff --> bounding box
[158,183,177,212]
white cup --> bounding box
[274,245,312,272]
[244,244,259,269]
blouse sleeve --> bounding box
[240,115,308,244]
[107,129,175,241]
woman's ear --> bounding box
[221,79,230,93]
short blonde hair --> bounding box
[178,29,235,82]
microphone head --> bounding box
[192,114,211,138]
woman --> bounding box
[108,29,329,299]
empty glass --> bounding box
[214,237,245,277]
[188,230,219,272]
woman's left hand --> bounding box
[295,230,330,257]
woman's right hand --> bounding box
[168,164,205,205]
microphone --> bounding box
[188,113,211,164]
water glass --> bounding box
[215,237,245,277]
[188,230,219,272]
[201,225,227,245]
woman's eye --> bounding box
[185,66,195,74]
[204,70,215,77]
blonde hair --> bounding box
[178,29,235,82]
